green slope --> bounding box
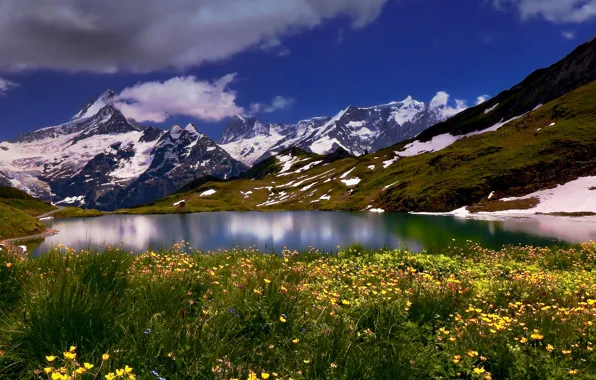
[0,203,46,240]
[0,186,56,217]
[0,187,53,240]
[124,79,596,215]
[415,37,596,141]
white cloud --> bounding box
[114,74,244,123]
[430,91,469,119]
[562,30,576,39]
[476,95,491,105]
[0,0,389,73]
[249,96,295,115]
[259,38,291,56]
[429,91,450,109]
[494,0,596,23]
[0,76,17,94]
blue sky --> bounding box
[0,0,594,141]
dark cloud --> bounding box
[0,0,389,73]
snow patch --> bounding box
[369,208,385,213]
[55,195,85,205]
[367,165,375,170]
[341,177,361,187]
[200,189,216,197]
[173,199,186,206]
[484,103,499,114]
[301,182,318,191]
[383,181,399,191]
[340,167,356,179]
[491,176,596,214]
[383,156,399,168]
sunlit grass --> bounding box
[1,241,596,378]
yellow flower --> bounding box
[279,316,287,323]
[264,279,271,284]
[64,351,76,360]
[569,369,578,375]
[116,368,125,376]
[102,353,110,361]
[530,333,544,340]
[46,356,57,362]
[520,337,528,344]
[342,300,351,306]
[452,355,461,364]
[128,375,136,380]
[125,365,133,373]
[546,344,554,352]
[467,350,478,358]
[262,373,270,379]
[473,367,486,374]
[51,373,62,380]
[292,338,300,344]
[84,362,94,369]
[69,346,76,352]
[105,373,116,380]
[248,372,258,380]
[44,367,53,374]
[76,368,87,375]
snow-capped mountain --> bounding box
[218,96,455,165]
[71,89,116,121]
[0,92,246,210]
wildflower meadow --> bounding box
[2,241,596,379]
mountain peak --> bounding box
[72,89,117,121]
[184,123,197,132]
[170,125,184,139]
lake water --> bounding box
[32,211,596,256]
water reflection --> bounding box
[32,212,596,256]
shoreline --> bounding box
[0,228,60,256]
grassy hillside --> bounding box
[416,37,596,140]
[0,203,46,240]
[0,186,55,217]
[2,242,596,378]
[0,187,54,240]
[51,207,104,219]
[123,79,596,214]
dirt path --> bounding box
[0,228,60,256]
[36,206,65,219]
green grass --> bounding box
[0,186,55,217]
[2,242,596,379]
[0,204,46,240]
[52,207,104,219]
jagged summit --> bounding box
[218,95,446,166]
[72,89,117,121]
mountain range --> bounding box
[0,98,246,210]
[218,95,457,165]
[132,37,596,216]
[0,84,458,210]
[1,38,595,213]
